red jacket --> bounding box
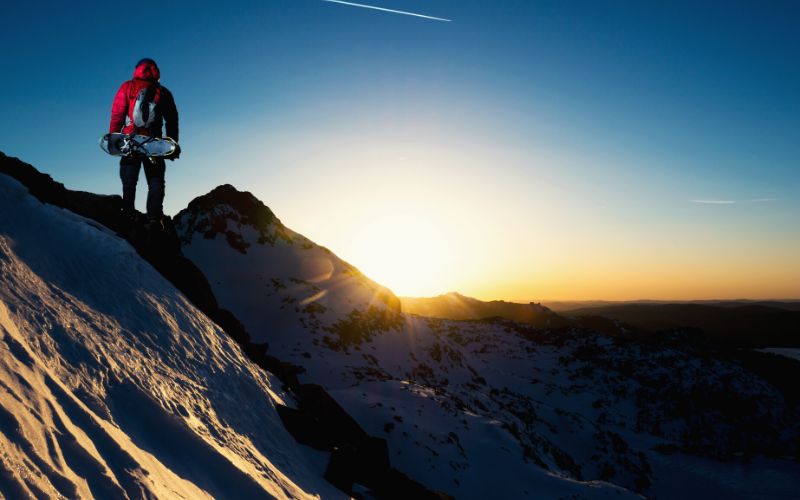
[109,62,179,141]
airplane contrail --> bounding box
[321,0,451,22]
[691,199,736,204]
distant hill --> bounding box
[563,303,800,347]
[544,299,800,312]
[403,294,800,348]
[401,292,568,328]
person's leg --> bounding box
[119,157,141,213]
[143,157,166,218]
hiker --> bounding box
[109,58,179,222]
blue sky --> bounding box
[1,1,798,299]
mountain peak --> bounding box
[175,183,402,324]
[186,183,280,228]
[176,184,293,252]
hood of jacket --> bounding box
[133,61,160,82]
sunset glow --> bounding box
[4,2,800,498]
[3,1,798,302]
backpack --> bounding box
[126,81,162,131]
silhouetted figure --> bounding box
[109,58,179,222]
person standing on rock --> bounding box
[109,58,180,225]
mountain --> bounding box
[0,171,339,498]
[174,184,401,353]
[0,152,443,499]
[401,292,567,328]
[562,303,800,348]
[3,148,799,499]
[544,299,800,313]
[175,185,800,499]
[404,295,800,348]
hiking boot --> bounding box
[145,216,165,233]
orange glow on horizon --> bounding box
[247,129,800,303]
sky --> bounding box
[1,0,798,301]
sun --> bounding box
[342,207,456,298]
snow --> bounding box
[176,205,398,352]
[649,453,800,500]
[6,165,797,499]
[177,189,800,499]
[756,348,800,362]
[177,201,648,498]
[0,174,342,499]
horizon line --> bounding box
[398,293,800,303]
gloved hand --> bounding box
[168,143,181,161]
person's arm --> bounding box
[162,87,179,142]
[109,82,129,133]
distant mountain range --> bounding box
[400,292,568,328]
[559,303,800,347]
[543,299,800,313]
[402,293,800,348]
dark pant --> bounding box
[120,156,166,217]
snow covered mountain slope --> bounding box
[175,185,401,351]
[0,173,340,499]
[176,185,800,499]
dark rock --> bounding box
[275,404,331,449]
[323,439,389,494]
[209,308,252,347]
[260,355,304,389]
[324,444,361,493]
[277,382,449,498]
[373,468,452,500]
[293,384,369,449]
[325,446,451,500]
